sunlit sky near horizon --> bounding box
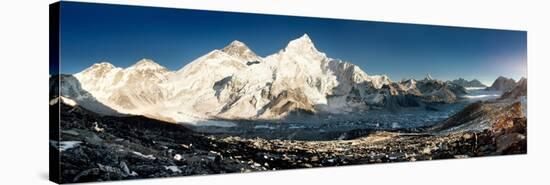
[57,2,527,85]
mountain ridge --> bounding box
[486,76,516,92]
[59,34,481,124]
[448,78,487,88]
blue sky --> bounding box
[59,2,527,85]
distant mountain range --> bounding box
[486,76,518,92]
[447,78,486,88]
[55,34,517,125]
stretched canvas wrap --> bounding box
[49,1,528,184]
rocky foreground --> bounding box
[50,96,526,183]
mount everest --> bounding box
[57,34,477,125]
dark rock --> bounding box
[486,76,516,92]
[53,92,526,183]
[500,78,527,100]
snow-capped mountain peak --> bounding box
[402,79,417,90]
[81,61,116,72]
[128,58,167,71]
[223,40,247,50]
[76,61,121,80]
[178,49,241,70]
[93,61,116,68]
[221,40,262,62]
[424,74,433,81]
[267,33,328,65]
[284,34,318,54]
[64,34,456,124]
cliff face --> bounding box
[486,76,516,92]
[500,78,527,100]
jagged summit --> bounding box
[270,33,327,64]
[86,61,116,71]
[94,61,115,67]
[487,76,516,92]
[296,33,312,42]
[221,40,262,62]
[495,76,514,82]
[500,77,527,100]
[134,58,156,65]
[448,78,487,87]
[224,40,246,49]
[129,58,166,71]
[403,79,417,90]
[423,74,434,81]
[284,34,318,53]
[78,61,120,78]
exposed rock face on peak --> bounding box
[402,79,417,91]
[449,78,487,87]
[78,62,120,78]
[93,62,116,69]
[222,40,263,63]
[500,78,527,100]
[486,76,516,92]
